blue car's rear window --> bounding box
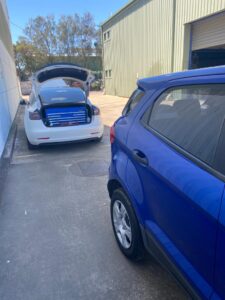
[147,84,225,171]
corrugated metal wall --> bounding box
[0,0,20,156]
[191,12,225,51]
[102,0,225,97]
[173,0,225,71]
[103,0,174,97]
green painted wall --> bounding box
[102,0,225,97]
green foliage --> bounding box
[14,37,46,80]
[14,13,102,80]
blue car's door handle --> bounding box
[132,150,149,166]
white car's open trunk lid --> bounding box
[31,64,95,127]
[33,64,95,96]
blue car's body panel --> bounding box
[109,67,225,299]
[126,121,223,299]
[213,193,225,299]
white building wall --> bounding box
[0,0,8,20]
[0,0,20,156]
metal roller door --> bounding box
[192,12,225,51]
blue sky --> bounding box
[7,0,129,43]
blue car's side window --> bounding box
[146,84,225,171]
[122,89,145,116]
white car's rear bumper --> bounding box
[25,114,104,146]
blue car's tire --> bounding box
[110,188,145,261]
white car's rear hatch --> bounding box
[33,63,95,96]
[32,64,95,128]
[39,87,92,127]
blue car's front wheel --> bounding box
[110,188,145,261]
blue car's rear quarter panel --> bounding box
[109,91,156,224]
[109,116,131,198]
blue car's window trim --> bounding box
[122,88,145,116]
[140,83,225,182]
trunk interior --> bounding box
[41,104,92,127]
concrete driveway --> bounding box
[0,92,188,300]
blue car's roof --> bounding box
[138,66,225,91]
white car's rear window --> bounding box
[39,87,86,105]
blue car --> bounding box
[108,66,225,300]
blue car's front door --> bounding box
[126,82,225,299]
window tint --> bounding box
[148,85,225,167]
[123,89,145,115]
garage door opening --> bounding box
[191,47,225,69]
[190,12,225,69]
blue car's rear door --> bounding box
[211,121,225,300]
[212,191,225,300]
[126,81,225,299]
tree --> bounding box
[94,27,102,57]
[14,13,103,79]
[14,38,45,80]
[57,12,99,64]
[24,15,57,60]
[56,14,80,57]
[78,13,97,59]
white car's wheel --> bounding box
[96,135,103,142]
[26,138,38,150]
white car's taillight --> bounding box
[92,105,100,115]
[29,110,41,120]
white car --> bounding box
[24,64,104,149]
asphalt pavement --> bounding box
[0,93,188,300]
